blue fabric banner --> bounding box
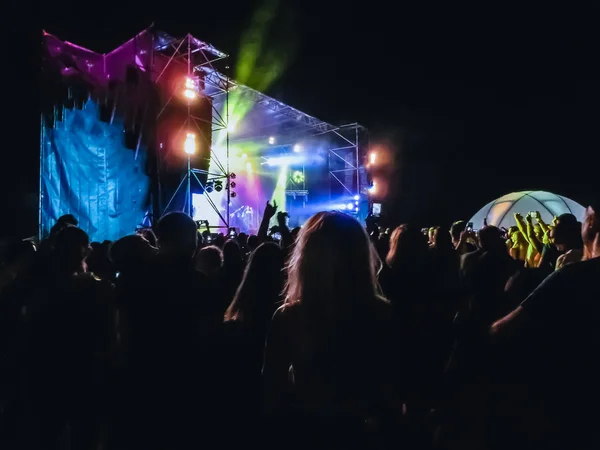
[40,99,149,242]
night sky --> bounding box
[3,1,599,237]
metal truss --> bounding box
[201,68,336,135]
[320,123,369,200]
[232,85,335,134]
[151,31,232,230]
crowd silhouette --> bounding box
[0,194,599,450]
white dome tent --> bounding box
[468,191,586,230]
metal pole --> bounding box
[302,164,306,209]
[187,155,192,216]
[328,151,332,201]
[187,34,192,217]
[151,29,163,222]
[38,113,44,241]
[355,124,359,197]
[225,71,230,229]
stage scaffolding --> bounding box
[202,71,370,204]
[145,31,371,228]
[322,123,369,201]
[149,30,232,230]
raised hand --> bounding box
[533,211,542,221]
[277,211,288,225]
[264,200,278,220]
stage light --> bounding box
[214,181,223,192]
[184,77,198,100]
[293,144,302,152]
[227,123,235,133]
[355,201,359,206]
[205,181,214,193]
[353,195,360,201]
[340,204,348,211]
[355,206,359,211]
[346,202,354,210]
[230,173,237,179]
[268,136,275,145]
[230,181,236,188]
[370,153,376,164]
[230,191,237,198]
[292,170,305,184]
[184,133,197,155]
[185,77,195,89]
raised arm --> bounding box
[514,213,528,240]
[525,213,543,254]
[258,201,278,244]
[533,211,549,235]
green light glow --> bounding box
[292,170,304,184]
[271,164,288,218]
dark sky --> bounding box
[3,1,599,236]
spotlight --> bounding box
[346,202,354,210]
[230,173,237,179]
[293,144,302,152]
[183,77,198,100]
[185,77,196,89]
[184,133,197,155]
[230,181,236,189]
[355,201,359,206]
[230,191,237,198]
[205,181,214,193]
[340,204,348,211]
[353,195,360,201]
[369,153,376,164]
[214,181,223,192]
[268,136,275,145]
[292,170,305,184]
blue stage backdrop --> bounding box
[40,99,149,242]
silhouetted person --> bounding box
[220,242,285,445]
[86,240,115,281]
[196,245,223,278]
[439,227,518,449]
[450,220,476,255]
[460,226,518,325]
[551,214,584,269]
[263,212,401,449]
[380,225,444,437]
[119,213,217,449]
[20,226,115,450]
[218,239,245,315]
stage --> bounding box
[40,28,370,240]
